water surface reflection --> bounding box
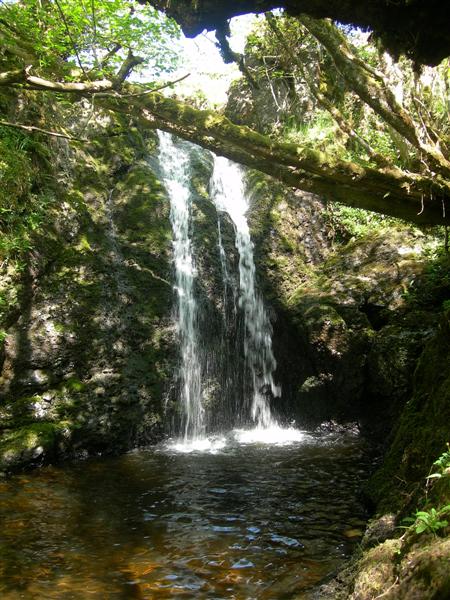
[0,430,369,598]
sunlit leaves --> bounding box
[0,0,181,78]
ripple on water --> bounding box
[0,429,369,599]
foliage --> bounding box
[0,0,180,78]
[403,506,450,535]
[402,251,450,309]
[240,13,450,176]
[322,202,402,243]
[0,126,33,202]
[0,125,57,264]
[402,446,450,535]
[427,443,450,480]
[283,110,342,153]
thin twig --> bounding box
[94,73,191,98]
[119,73,191,97]
[417,194,425,215]
[79,0,99,65]
[0,119,87,141]
[54,0,88,76]
[78,96,96,135]
[90,0,97,46]
[373,577,399,599]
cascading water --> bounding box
[216,216,232,322]
[159,131,281,440]
[157,131,204,441]
[210,156,281,429]
[0,136,370,600]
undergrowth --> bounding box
[402,444,450,536]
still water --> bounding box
[0,429,369,599]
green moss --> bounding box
[367,314,450,512]
[0,421,70,472]
[351,538,401,598]
[76,234,93,253]
[62,377,86,393]
[0,99,173,471]
[114,163,172,254]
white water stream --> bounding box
[158,133,287,447]
[210,155,281,428]
[157,131,204,441]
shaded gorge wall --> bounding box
[1,112,449,509]
[0,122,176,471]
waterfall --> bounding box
[158,130,281,440]
[157,131,204,441]
[210,156,281,429]
[216,217,230,321]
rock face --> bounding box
[245,170,437,438]
[367,306,450,510]
[0,126,248,472]
[246,171,450,599]
[0,125,176,472]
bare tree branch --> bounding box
[0,52,146,94]
[0,119,88,141]
[99,43,122,70]
[20,73,117,93]
[98,73,191,98]
[112,51,145,87]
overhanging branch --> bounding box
[0,52,145,94]
[1,63,448,224]
[99,91,450,225]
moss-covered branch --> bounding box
[264,12,391,170]
[2,61,449,224]
[100,91,450,225]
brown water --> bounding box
[0,429,369,599]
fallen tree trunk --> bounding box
[101,91,450,225]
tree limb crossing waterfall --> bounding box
[158,131,281,442]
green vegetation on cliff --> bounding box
[0,90,175,471]
[1,2,450,596]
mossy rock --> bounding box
[366,314,450,512]
[0,421,71,473]
[0,115,174,470]
[350,538,401,599]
